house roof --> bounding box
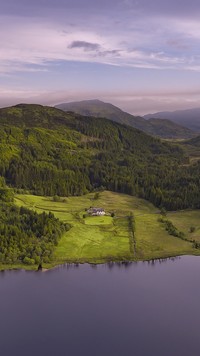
[88,207,105,212]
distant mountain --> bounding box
[56,99,150,130]
[144,108,200,132]
[146,118,195,139]
[55,100,194,139]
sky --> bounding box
[1,0,200,114]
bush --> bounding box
[160,207,167,216]
[190,226,196,233]
[53,195,61,202]
[94,192,100,200]
[0,188,14,202]
[23,257,35,265]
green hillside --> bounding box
[179,135,200,165]
[0,103,199,210]
[185,135,200,147]
[148,118,194,138]
[55,99,194,139]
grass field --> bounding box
[168,210,200,242]
[13,190,200,267]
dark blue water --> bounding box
[1,256,200,356]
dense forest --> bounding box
[0,104,200,210]
[0,202,69,265]
[0,200,69,265]
[0,177,69,265]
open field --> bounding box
[168,210,200,242]
[13,190,200,266]
[15,192,133,264]
[135,213,195,260]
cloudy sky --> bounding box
[1,0,200,114]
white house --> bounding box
[87,208,105,216]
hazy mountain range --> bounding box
[144,108,200,132]
[55,100,195,139]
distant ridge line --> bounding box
[55,99,195,139]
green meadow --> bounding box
[168,210,200,242]
[14,190,200,267]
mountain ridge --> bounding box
[55,100,194,139]
[144,107,200,132]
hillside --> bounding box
[180,135,200,164]
[144,108,200,132]
[0,103,200,210]
[0,103,75,128]
[55,100,194,139]
[148,118,194,138]
[184,135,200,147]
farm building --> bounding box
[87,208,105,216]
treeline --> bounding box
[159,216,200,249]
[128,212,136,255]
[0,104,200,210]
[0,203,70,265]
[158,217,185,239]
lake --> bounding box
[1,256,200,356]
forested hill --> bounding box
[0,104,75,128]
[55,100,194,139]
[0,103,200,210]
[144,107,200,132]
[184,135,200,147]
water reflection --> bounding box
[52,256,182,272]
[146,256,181,266]
[0,255,200,356]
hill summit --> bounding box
[55,100,194,139]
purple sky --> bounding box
[1,0,200,114]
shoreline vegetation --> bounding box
[1,190,200,271]
[0,253,196,272]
